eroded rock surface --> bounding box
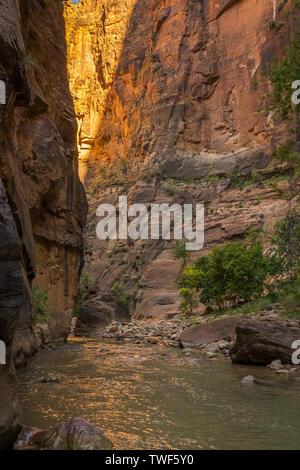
[64,0,298,320]
[179,315,246,348]
[75,295,130,336]
[0,0,87,448]
[0,179,24,448]
[40,417,113,450]
[230,319,300,365]
[15,418,113,450]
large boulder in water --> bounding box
[230,319,300,365]
[75,295,130,337]
[21,418,113,450]
[179,315,246,347]
[75,299,115,336]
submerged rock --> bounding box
[39,375,60,384]
[242,375,255,384]
[241,376,274,386]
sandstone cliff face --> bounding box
[0,0,87,448]
[64,0,137,182]
[65,0,298,319]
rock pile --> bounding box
[95,318,190,348]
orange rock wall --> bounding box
[65,0,296,180]
[64,0,298,320]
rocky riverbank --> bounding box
[81,306,300,365]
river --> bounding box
[17,337,300,450]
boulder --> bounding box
[179,315,245,347]
[241,376,274,386]
[100,294,131,323]
[230,319,300,365]
[21,418,113,450]
[269,359,284,370]
[75,299,115,336]
[241,375,255,384]
[75,295,131,337]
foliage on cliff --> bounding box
[266,32,300,120]
[32,287,48,323]
[265,30,300,195]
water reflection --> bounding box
[17,338,300,450]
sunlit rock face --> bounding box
[64,0,137,182]
[65,0,298,320]
[65,0,296,175]
[0,0,87,448]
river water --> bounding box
[17,337,300,450]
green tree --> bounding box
[272,212,300,278]
[245,224,265,247]
[172,239,191,268]
[179,287,199,315]
[112,282,131,307]
[178,242,277,311]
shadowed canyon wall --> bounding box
[65,0,298,320]
[0,0,87,448]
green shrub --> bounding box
[179,287,199,315]
[222,297,274,317]
[112,282,131,307]
[73,272,97,317]
[32,287,48,323]
[262,31,300,195]
[275,280,300,315]
[272,141,300,195]
[266,32,300,120]
[272,211,300,278]
[172,239,191,268]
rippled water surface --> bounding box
[17,338,300,449]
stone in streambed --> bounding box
[75,296,130,337]
[180,315,245,348]
[242,375,255,384]
[230,319,300,365]
[39,417,113,450]
[241,376,274,386]
[268,359,284,370]
[39,375,60,384]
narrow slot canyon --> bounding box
[0,0,299,451]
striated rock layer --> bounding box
[0,0,87,448]
[65,0,298,320]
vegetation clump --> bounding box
[73,272,97,317]
[175,213,300,316]
[112,282,131,307]
[32,286,48,323]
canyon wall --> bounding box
[0,0,87,448]
[65,0,298,319]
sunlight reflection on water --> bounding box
[17,338,300,450]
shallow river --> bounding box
[17,338,300,450]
